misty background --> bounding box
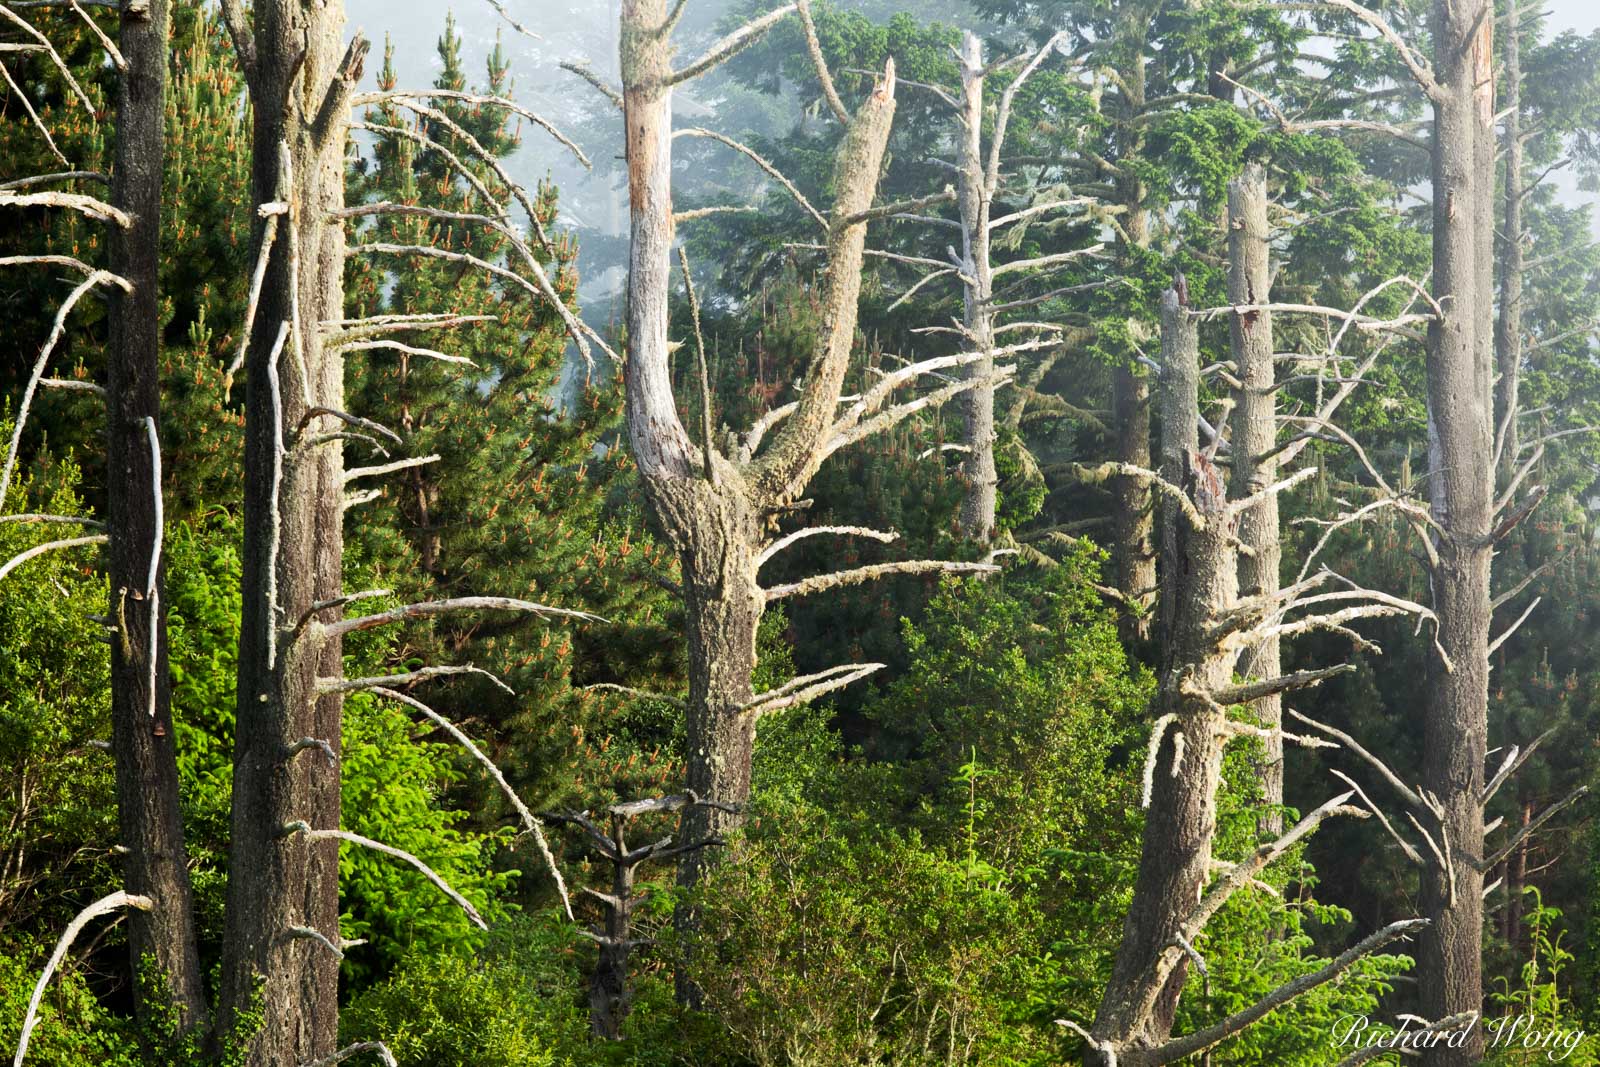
[345,0,1600,344]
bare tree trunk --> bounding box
[106,0,208,1033]
[1496,1,1524,486]
[1226,163,1283,836]
[1093,290,1238,1058]
[217,3,366,1060]
[1419,1,1495,1059]
[956,31,997,543]
[1503,799,1531,966]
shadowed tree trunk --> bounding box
[955,31,997,542]
[1225,162,1283,836]
[1095,289,1237,1060]
[105,0,208,1033]
[215,1,368,1059]
[1418,0,1495,1059]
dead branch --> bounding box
[1211,664,1354,705]
[1148,918,1430,1065]
[352,89,590,168]
[371,686,573,921]
[739,662,886,716]
[795,0,847,123]
[669,4,797,85]
[317,664,513,696]
[13,891,153,1067]
[286,824,486,929]
[0,5,94,112]
[674,127,826,230]
[584,683,686,708]
[318,595,601,641]
[1482,727,1555,805]
[765,557,999,603]
[0,513,103,527]
[1482,786,1589,870]
[0,60,66,164]
[0,535,106,585]
[1331,1013,1483,1067]
[559,59,621,108]
[1330,768,1423,865]
[757,525,899,567]
[1287,709,1424,810]
[1,270,132,507]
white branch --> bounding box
[757,525,899,568]
[371,686,573,922]
[739,663,886,717]
[318,664,514,696]
[291,825,487,929]
[353,90,590,168]
[0,535,105,585]
[319,596,601,641]
[766,559,999,601]
[13,891,152,1067]
[675,128,826,230]
[301,1042,398,1067]
[669,4,797,85]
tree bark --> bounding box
[1092,290,1238,1060]
[217,5,364,1062]
[106,0,209,1034]
[956,31,997,543]
[1225,163,1283,836]
[1496,1,1524,486]
[1419,1,1496,1059]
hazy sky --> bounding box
[344,0,1600,285]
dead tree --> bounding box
[1224,162,1284,835]
[547,794,730,1040]
[1066,285,1438,1065]
[104,0,209,1033]
[612,0,1000,896]
[0,0,208,1037]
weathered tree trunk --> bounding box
[105,0,209,1033]
[590,846,636,1039]
[956,31,997,543]
[1419,1,1495,1059]
[1225,163,1283,836]
[1108,10,1155,646]
[217,4,366,1060]
[1092,290,1238,1061]
[1496,1,1524,486]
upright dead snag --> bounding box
[104,0,209,1034]
[548,794,729,1039]
[1073,287,1424,1065]
[215,2,369,1059]
[1422,1,1496,1056]
[616,0,996,901]
[1224,162,1283,835]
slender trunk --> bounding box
[1226,163,1283,836]
[1496,2,1524,487]
[1419,1,1495,1060]
[1109,15,1155,646]
[590,836,636,1039]
[1092,291,1238,1061]
[106,0,208,1033]
[956,31,996,543]
[217,5,362,1061]
[1503,799,1531,969]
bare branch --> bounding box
[319,595,601,641]
[1332,1013,1482,1067]
[584,683,685,708]
[352,90,590,169]
[559,59,621,108]
[795,0,847,123]
[1482,727,1555,805]
[1287,709,1424,811]
[669,4,797,85]
[1482,787,1589,870]
[766,560,998,601]
[335,339,474,367]
[1330,768,1423,865]
[0,5,94,112]
[739,662,886,716]
[675,128,827,230]
[758,525,899,567]
[0,513,103,527]
[0,535,106,585]
[13,891,152,1067]
[371,687,573,922]
[1149,919,1430,1065]
[317,664,514,696]
[0,60,66,164]
[291,826,486,929]
[991,243,1104,277]
[1211,664,1354,705]
[1486,597,1540,657]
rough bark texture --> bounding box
[955,31,997,542]
[617,0,896,993]
[1225,163,1283,836]
[105,0,209,1032]
[217,5,363,1061]
[1496,1,1523,486]
[1420,0,1495,1059]
[1091,291,1238,1062]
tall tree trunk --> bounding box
[1496,0,1524,487]
[1226,163,1283,836]
[106,0,209,1033]
[956,31,997,543]
[1092,290,1238,1059]
[217,5,365,1061]
[1420,1,1495,1059]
